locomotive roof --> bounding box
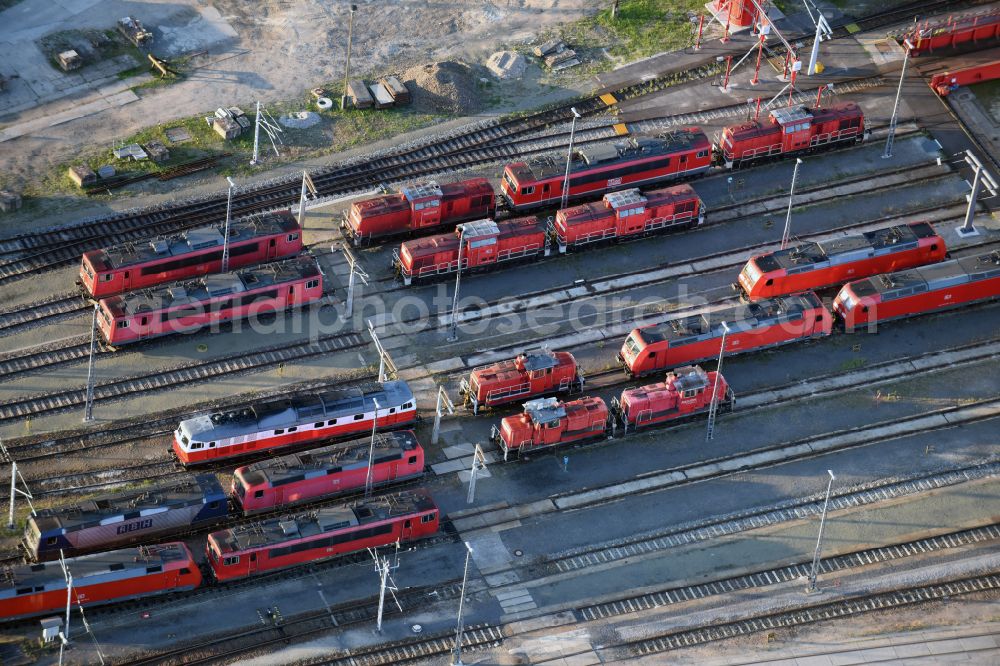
[237,431,419,489]
[88,211,298,271]
[216,490,435,552]
[458,219,500,238]
[471,351,574,386]
[402,217,545,260]
[850,251,1000,300]
[559,183,699,225]
[27,474,224,535]
[637,293,822,344]
[178,380,413,442]
[666,365,709,392]
[0,543,190,596]
[509,130,709,182]
[522,397,566,424]
[354,179,492,217]
[755,223,936,273]
[104,255,320,318]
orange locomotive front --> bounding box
[611,365,734,433]
[460,351,584,414]
[492,396,609,460]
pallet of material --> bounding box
[380,76,410,105]
[534,39,563,58]
[368,82,395,109]
[347,80,374,109]
[546,49,580,71]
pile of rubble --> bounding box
[401,61,481,115]
[486,51,526,80]
[533,40,580,71]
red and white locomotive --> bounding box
[736,222,947,300]
[97,255,323,346]
[393,217,549,285]
[173,381,417,465]
[342,179,495,245]
[232,430,425,515]
[501,131,712,211]
[717,101,865,169]
[611,365,733,433]
[0,542,201,621]
[80,211,303,298]
[552,184,704,252]
[833,250,1000,332]
[493,396,609,460]
[619,293,832,378]
[207,490,439,581]
[460,350,584,414]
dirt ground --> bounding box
[0,0,604,225]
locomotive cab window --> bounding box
[101,274,114,282]
[46,537,57,546]
[209,500,220,509]
[254,490,264,499]
[697,150,709,158]
[287,233,300,242]
[422,513,435,524]
[408,455,418,464]
[521,186,535,195]
[223,556,239,566]
[306,279,320,289]
[117,320,130,328]
[180,568,192,575]
[404,519,412,529]
[765,279,774,286]
[683,389,698,399]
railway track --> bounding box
[621,574,1000,658]
[0,330,367,425]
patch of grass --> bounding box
[587,0,705,61]
[838,357,867,372]
[38,98,444,197]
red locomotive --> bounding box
[833,250,1000,332]
[232,430,425,515]
[97,255,323,346]
[0,543,201,621]
[80,211,303,299]
[619,293,832,378]
[737,222,947,301]
[342,179,495,245]
[460,350,584,414]
[905,10,1000,56]
[173,381,417,465]
[717,102,865,168]
[610,365,733,433]
[552,184,704,252]
[501,131,712,211]
[492,396,609,460]
[393,217,549,285]
[207,490,439,581]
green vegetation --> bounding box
[40,100,443,197]
[590,0,705,59]
[839,357,867,372]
